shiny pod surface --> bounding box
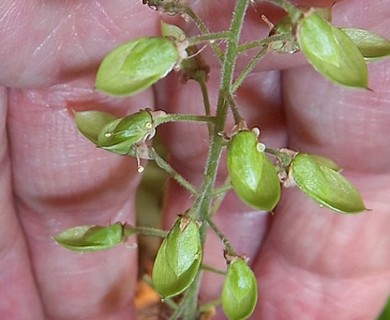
[152,216,202,298]
[96,37,179,96]
[227,130,281,211]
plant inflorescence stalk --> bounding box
[179,1,251,318]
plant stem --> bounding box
[187,31,230,47]
[206,217,237,256]
[130,226,168,238]
[154,113,216,126]
[183,6,225,60]
[237,33,289,53]
[180,1,250,318]
[201,263,226,276]
[149,148,198,195]
[232,46,267,93]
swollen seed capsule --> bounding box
[221,257,258,320]
[341,28,390,61]
[54,223,126,252]
[297,10,368,88]
[291,153,367,213]
[227,130,281,211]
[97,110,155,155]
[96,37,179,96]
[152,216,202,298]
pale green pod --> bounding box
[152,216,202,298]
[161,21,186,42]
[221,257,258,320]
[75,111,118,145]
[54,223,126,252]
[342,28,390,61]
[96,37,179,96]
[97,110,154,155]
[297,10,368,88]
[227,130,281,211]
[291,153,367,213]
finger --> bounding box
[0,88,45,317]
[252,46,390,320]
[0,0,159,87]
[7,78,154,318]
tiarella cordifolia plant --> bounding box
[54,0,390,319]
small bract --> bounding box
[152,215,202,298]
[96,37,179,96]
[54,223,126,252]
[227,130,281,211]
[297,10,368,88]
[221,257,258,320]
[291,153,367,213]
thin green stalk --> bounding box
[154,113,217,126]
[130,226,167,238]
[183,6,225,60]
[187,31,230,47]
[179,1,251,319]
[232,46,267,93]
[201,263,226,276]
[237,33,289,53]
[206,217,237,256]
[149,148,198,195]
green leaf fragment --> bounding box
[221,257,258,320]
[291,153,367,213]
[227,130,281,211]
[96,37,179,96]
[342,28,390,61]
[54,223,127,252]
[152,216,202,298]
[297,10,368,88]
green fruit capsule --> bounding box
[291,153,367,213]
[297,10,368,88]
[97,110,155,155]
[152,216,202,299]
[96,37,179,96]
[221,257,258,320]
[227,130,281,211]
[341,28,390,61]
[75,111,118,145]
[54,223,127,252]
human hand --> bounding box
[1,1,389,319]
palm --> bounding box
[1,1,389,319]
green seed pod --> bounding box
[152,215,202,299]
[97,110,155,155]
[291,153,367,213]
[221,257,258,320]
[341,28,390,61]
[75,111,118,145]
[54,223,127,252]
[297,10,368,88]
[96,37,179,96]
[227,130,281,211]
